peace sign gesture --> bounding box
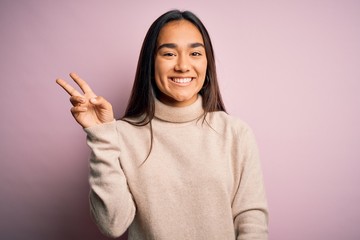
[56,73,114,128]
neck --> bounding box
[154,95,204,123]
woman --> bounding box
[56,10,268,240]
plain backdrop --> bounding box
[1,0,359,239]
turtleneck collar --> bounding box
[154,95,204,123]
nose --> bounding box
[174,55,190,72]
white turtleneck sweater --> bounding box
[84,96,268,240]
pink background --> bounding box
[1,0,359,239]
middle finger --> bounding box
[69,72,94,95]
[56,78,82,97]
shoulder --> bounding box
[206,112,259,157]
[206,111,253,137]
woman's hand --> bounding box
[56,72,114,128]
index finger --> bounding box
[69,72,94,95]
[56,78,82,97]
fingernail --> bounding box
[90,98,97,103]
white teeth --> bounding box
[172,78,192,83]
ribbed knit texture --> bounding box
[85,95,268,240]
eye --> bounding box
[163,52,176,57]
[191,52,202,56]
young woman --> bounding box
[57,10,268,240]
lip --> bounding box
[169,77,194,85]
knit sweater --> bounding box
[84,95,268,240]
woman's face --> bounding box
[154,20,207,107]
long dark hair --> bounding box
[122,9,226,124]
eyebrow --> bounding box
[157,42,205,51]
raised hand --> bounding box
[56,73,114,128]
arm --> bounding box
[85,122,135,238]
[56,73,135,237]
[233,127,269,240]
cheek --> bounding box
[154,69,167,92]
[153,62,161,88]
[154,75,163,91]
[198,61,208,78]
[154,59,160,77]
[154,58,172,76]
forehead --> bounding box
[157,20,204,45]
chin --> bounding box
[172,94,197,105]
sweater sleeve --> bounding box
[233,126,269,240]
[84,121,136,238]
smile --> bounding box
[170,77,193,83]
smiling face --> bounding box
[154,20,207,107]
